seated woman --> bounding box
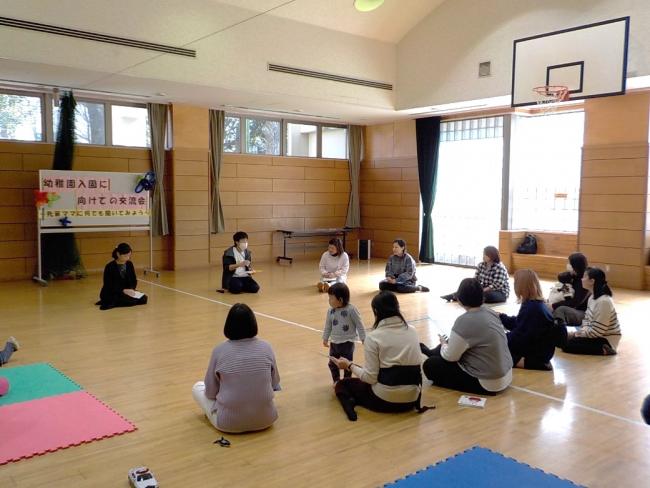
[317,238,349,293]
[192,303,281,433]
[330,291,428,421]
[552,252,590,326]
[221,231,260,294]
[562,267,621,356]
[97,243,147,310]
[441,246,510,304]
[499,269,560,371]
[378,239,429,293]
[422,278,512,395]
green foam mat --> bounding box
[0,363,82,406]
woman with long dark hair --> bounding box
[330,291,426,421]
[562,267,621,355]
[317,238,350,292]
[553,252,590,325]
[97,243,147,310]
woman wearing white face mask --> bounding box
[221,231,260,294]
[317,238,349,292]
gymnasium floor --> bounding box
[1,258,649,487]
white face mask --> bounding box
[238,242,248,250]
[566,263,573,272]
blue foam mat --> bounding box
[385,446,584,488]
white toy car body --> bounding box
[128,467,159,488]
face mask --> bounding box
[239,242,248,250]
[566,263,573,272]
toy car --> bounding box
[128,467,159,488]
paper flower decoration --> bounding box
[59,216,71,227]
[34,190,61,208]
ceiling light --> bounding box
[354,0,384,13]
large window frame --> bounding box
[225,113,348,160]
[0,88,152,148]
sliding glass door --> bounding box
[432,117,504,266]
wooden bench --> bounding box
[499,230,578,279]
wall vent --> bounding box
[479,61,491,77]
[0,16,196,57]
[268,63,392,91]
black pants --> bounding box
[228,277,260,294]
[379,281,418,294]
[421,344,493,395]
[334,378,415,414]
[328,342,355,383]
[99,293,148,310]
[562,336,610,355]
[484,290,507,304]
[443,290,506,304]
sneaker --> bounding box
[602,343,617,356]
[322,282,330,293]
[418,285,430,292]
[317,282,325,293]
[7,336,19,351]
[551,320,568,348]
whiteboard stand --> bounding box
[143,208,160,278]
[33,221,154,286]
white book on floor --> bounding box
[458,395,486,408]
[132,291,144,299]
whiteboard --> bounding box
[37,170,150,228]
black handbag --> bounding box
[516,233,538,254]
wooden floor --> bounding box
[1,258,649,487]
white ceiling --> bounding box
[0,0,448,123]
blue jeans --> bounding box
[0,341,16,366]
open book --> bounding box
[132,291,145,299]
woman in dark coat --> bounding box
[97,243,147,310]
[552,252,590,325]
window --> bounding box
[510,111,584,232]
[0,93,43,141]
[433,117,504,266]
[245,118,280,155]
[322,126,347,159]
[53,100,105,145]
[112,105,150,147]
[285,122,317,157]
[224,116,240,153]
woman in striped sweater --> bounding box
[192,303,281,432]
[562,267,621,356]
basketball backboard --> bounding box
[511,17,629,107]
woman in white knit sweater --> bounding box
[562,267,621,356]
[317,238,350,292]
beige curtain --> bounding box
[209,110,225,233]
[147,103,169,236]
[345,125,363,228]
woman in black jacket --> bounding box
[97,243,148,310]
[552,253,589,325]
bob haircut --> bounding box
[568,252,588,278]
[223,303,258,340]
[112,242,132,260]
[328,238,344,257]
[327,282,350,307]
[371,290,407,328]
[232,231,249,244]
[513,269,544,302]
[483,246,501,263]
[456,278,484,308]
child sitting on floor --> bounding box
[322,283,366,384]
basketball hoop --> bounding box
[532,85,570,113]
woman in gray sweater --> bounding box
[192,304,281,433]
[378,239,429,293]
[422,278,512,395]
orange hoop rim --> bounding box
[532,85,570,103]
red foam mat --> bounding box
[0,390,136,465]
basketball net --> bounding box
[532,85,569,114]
